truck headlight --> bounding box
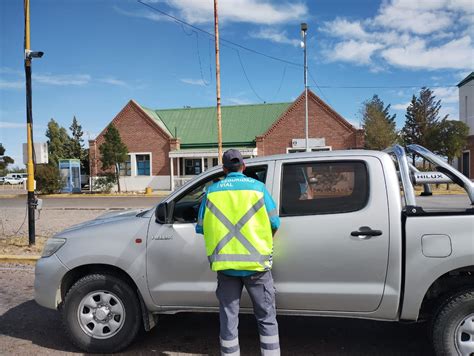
[41,238,66,257]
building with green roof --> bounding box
[89,90,364,191]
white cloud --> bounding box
[180,78,207,86]
[321,18,369,40]
[433,86,459,104]
[99,77,128,87]
[0,80,23,90]
[381,36,473,70]
[125,0,307,25]
[0,121,25,129]
[250,28,300,46]
[225,97,252,105]
[113,6,169,22]
[392,101,411,110]
[373,0,453,35]
[325,40,384,65]
[321,0,474,71]
[33,73,91,86]
[167,0,307,25]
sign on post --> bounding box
[22,142,48,164]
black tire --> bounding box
[432,289,474,356]
[62,273,141,353]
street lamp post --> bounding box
[300,23,309,152]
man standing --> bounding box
[196,149,281,356]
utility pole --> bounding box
[213,0,223,164]
[301,23,309,152]
[24,0,43,245]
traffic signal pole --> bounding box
[24,0,36,245]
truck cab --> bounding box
[34,145,474,354]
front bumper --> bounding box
[34,254,69,310]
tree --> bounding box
[400,88,448,164]
[45,119,73,166]
[69,116,88,174]
[99,124,128,192]
[0,143,15,176]
[361,95,398,150]
[435,119,469,165]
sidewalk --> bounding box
[0,190,171,199]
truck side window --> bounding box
[280,161,369,216]
[173,165,268,223]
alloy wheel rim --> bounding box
[77,290,126,339]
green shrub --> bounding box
[93,174,116,193]
[35,164,62,194]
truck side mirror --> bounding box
[155,202,170,224]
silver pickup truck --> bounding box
[34,144,474,355]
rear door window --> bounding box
[280,161,369,216]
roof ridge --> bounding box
[154,101,292,112]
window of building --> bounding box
[184,159,202,175]
[119,155,131,176]
[465,96,468,120]
[280,161,369,216]
[136,154,150,176]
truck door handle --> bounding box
[350,226,383,239]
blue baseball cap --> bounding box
[222,149,244,169]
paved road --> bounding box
[1,194,472,210]
[0,196,165,209]
[0,265,432,355]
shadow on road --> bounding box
[1,301,433,355]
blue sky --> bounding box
[1,0,473,167]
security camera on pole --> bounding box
[300,23,309,152]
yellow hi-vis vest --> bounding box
[203,189,273,272]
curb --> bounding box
[0,255,40,264]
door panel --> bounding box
[272,157,390,312]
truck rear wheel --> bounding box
[432,290,474,356]
[62,273,141,353]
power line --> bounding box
[137,0,302,67]
[308,70,333,107]
[234,49,265,102]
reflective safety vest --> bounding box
[202,189,273,272]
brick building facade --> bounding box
[90,90,364,191]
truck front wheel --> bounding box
[432,290,474,356]
[62,273,142,353]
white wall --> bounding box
[118,175,171,191]
[459,80,474,136]
[92,175,171,192]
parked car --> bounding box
[34,145,474,355]
[4,174,24,185]
[0,177,5,184]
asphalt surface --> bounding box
[0,196,164,209]
[0,264,433,355]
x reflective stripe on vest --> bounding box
[206,197,271,265]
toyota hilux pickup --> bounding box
[34,144,474,355]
